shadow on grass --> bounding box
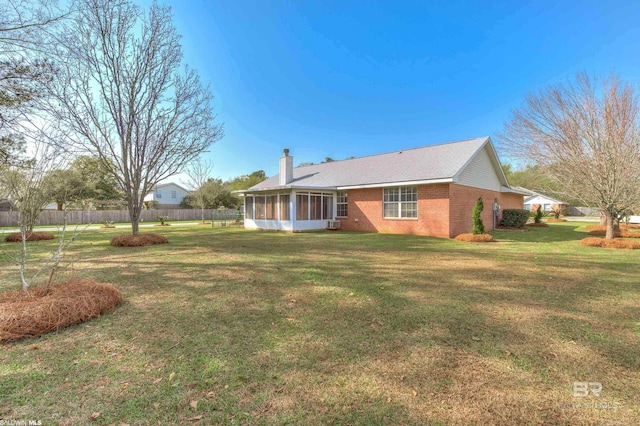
[1,226,639,424]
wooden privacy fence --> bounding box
[0,209,242,227]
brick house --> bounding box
[236,137,525,238]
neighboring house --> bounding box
[519,188,567,213]
[0,198,14,212]
[235,137,526,238]
[144,182,191,209]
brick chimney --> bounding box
[279,148,293,185]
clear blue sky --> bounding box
[146,0,640,181]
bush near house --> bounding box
[499,209,529,228]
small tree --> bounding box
[550,205,565,220]
[471,197,485,235]
[533,205,543,223]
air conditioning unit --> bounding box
[327,220,341,230]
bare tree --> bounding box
[183,157,215,223]
[500,73,640,239]
[45,0,223,234]
[0,141,66,291]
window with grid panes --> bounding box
[383,187,417,218]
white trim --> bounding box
[338,178,453,190]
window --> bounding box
[279,194,290,220]
[383,187,417,219]
[171,190,177,199]
[543,204,551,212]
[156,190,162,199]
[336,191,348,217]
[245,196,254,219]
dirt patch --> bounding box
[581,238,640,249]
[110,233,168,247]
[4,232,56,242]
[0,279,124,342]
[454,233,495,242]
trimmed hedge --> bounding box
[499,209,529,228]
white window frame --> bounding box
[383,187,418,219]
[336,191,348,217]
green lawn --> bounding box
[1,223,639,425]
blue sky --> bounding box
[147,0,640,180]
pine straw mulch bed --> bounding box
[110,233,168,247]
[100,225,116,229]
[587,229,640,238]
[4,232,56,243]
[154,223,171,226]
[454,233,495,242]
[0,279,124,342]
[546,218,567,222]
[526,222,549,227]
[581,238,640,249]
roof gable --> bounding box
[249,137,506,191]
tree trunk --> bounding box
[603,210,616,240]
[129,198,142,235]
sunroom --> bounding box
[242,190,339,232]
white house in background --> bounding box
[517,188,567,212]
[144,182,191,209]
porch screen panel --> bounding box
[296,194,309,220]
[323,196,333,220]
[255,196,266,219]
[279,195,290,220]
[266,195,277,220]
[245,196,254,219]
[310,194,323,220]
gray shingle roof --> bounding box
[248,136,494,191]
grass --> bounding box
[0,222,639,425]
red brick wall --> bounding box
[340,184,524,238]
[448,184,523,237]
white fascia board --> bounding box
[338,178,453,190]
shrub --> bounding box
[455,233,494,242]
[5,232,56,242]
[110,233,168,247]
[156,215,170,225]
[581,238,640,249]
[533,205,543,224]
[0,279,124,342]
[499,209,529,228]
[471,197,485,235]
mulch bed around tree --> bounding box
[454,233,495,242]
[546,218,567,223]
[0,279,124,342]
[581,238,640,249]
[587,230,640,238]
[154,224,171,227]
[110,233,168,247]
[526,222,549,227]
[100,225,116,229]
[4,232,56,242]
